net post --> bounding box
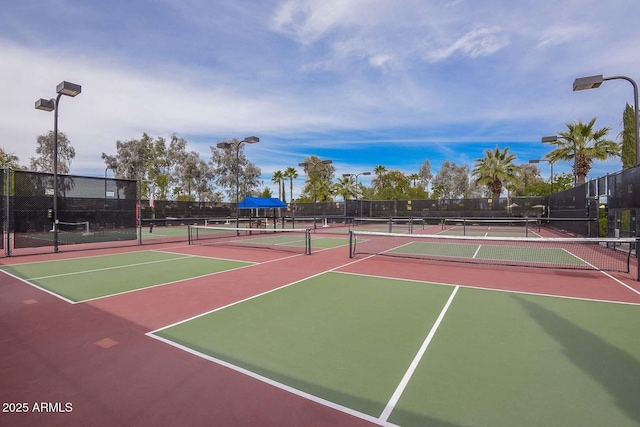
[463,218,467,236]
[306,228,311,255]
[349,230,354,258]
[5,169,11,257]
[187,225,192,245]
[388,217,392,233]
[636,238,639,282]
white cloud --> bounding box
[270,0,369,44]
[536,26,590,49]
[426,26,510,62]
[1,0,639,183]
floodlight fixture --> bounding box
[573,73,639,166]
[35,98,55,112]
[216,136,260,230]
[56,81,82,97]
[529,158,554,193]
[572,75,604,91]
[242,136,259,144]
[542,135,575,186]
[34,81,82,253]
[342,171,371,204]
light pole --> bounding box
[573,74,639,167]
[342,171,370,217]
[528,159,554,194]
[542,135,576,187]
[298,159,332,230]
[35,81,82,253]
[217,136,259,228]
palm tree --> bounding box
[372,165,387,190]
[544,118,619,185]
[271,170,285,201]
[315,178,334,202]
[283,166,298,202]
[472,146,521,198]
[408,173,420,187]
[333,175,356,200]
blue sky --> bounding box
[1,0,639,198]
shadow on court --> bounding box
[515,296,640,425]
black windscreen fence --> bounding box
[1,166,638,255]
[6,170,137,254]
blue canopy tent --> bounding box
[238,197,287,228]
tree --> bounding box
[271,170,285,201]
[472,146,521,198]
[418,159,433,189]
[102,133,154,180]
[544,118,619,184]
[512,163,542,196]
[333,175,356,200]
[374,170,411,200]
[619,103,636,169]
[432,160,470,199]
[372,165,388,191]
[175,151,214,202]
[209,139,262,203]
[30,131,75,173]
[258,187,273,198]
[283,167,298,202]
[0,148,21,169]
[298,155,336,201]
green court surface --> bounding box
[310,236,351,249]
[438,229,542,238]
[0,251,250,302]
[141,226,190,239]
[388,241,588,267]
[152,272,640,426]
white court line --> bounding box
[148,253,375,334]
[472,244,482,258]
[0,269,76,304]
[561,248,640,296]
[31,254,193,280]
[149,334,401,427]
[379,285,459,422]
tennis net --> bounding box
[349,230,637,274]
[441,217,540,236]
[350,217,425,234]
[188,225,311,255]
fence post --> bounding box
[4,168,9,257]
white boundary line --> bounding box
[379,285,459,422]
[0,269,76,304]
[148,254,374,334]
[77,261,256,304]
[472,244,482,258]
[31,254,194,280]
[151,249,259,264]
[332,270,640,306]
[149,333,401,427]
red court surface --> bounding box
[1,238,638,426]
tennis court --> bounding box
[0,250,251,302]
[150,271,640,426]
[1,226,640,427]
